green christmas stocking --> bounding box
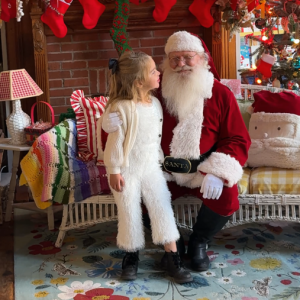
[110,0,132,56]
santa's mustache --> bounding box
[250,137,300,155]
[172,65,193,72]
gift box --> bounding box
[24,101,55,146]
[221,79,242,98]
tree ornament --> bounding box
[255,18,267,29]
[292,57,300,69]
[287,80,299,90]
[272,78,281,87]
[110,0,132,56]
[293,71,299,78]
[256,53,276,78]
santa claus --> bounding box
[103,31,251,272]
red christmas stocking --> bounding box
[189,0,216,28]
[41,0,72,38]
[0,0,17,22]
[78,0,106,30]
[129,0,148,4]
[256,53,275,78]
[153,0,176,23]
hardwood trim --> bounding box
[220,23,237,79]
[30,0,51,122]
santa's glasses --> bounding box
[169,53,198,67]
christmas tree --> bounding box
[221,0,300,89]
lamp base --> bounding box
[6,99,31,145]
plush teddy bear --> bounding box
[247,90,300,169]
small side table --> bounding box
[0,138,56,229]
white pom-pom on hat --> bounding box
[165,31,205,56]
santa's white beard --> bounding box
[161,60,214,121]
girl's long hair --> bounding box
[106,51,152,108]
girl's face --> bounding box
[142,58,160,91]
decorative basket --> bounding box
[24,101,55,146]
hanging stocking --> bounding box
[110,0,132,56]
[0,0,16,22]
[256,53,275,78]
[189,0,216,28]
[230,0,237,10]
[41,0,72,38]
[78,0,105,30]
[129,0,176,23]
[153,0,176,23]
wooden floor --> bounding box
[0,217,14,300]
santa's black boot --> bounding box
[121,251,139,280]
[188,204,231,272]
[160,233,186,269]
[165,251,193,283]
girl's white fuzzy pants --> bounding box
[108,103,180,251]
[110,164,180,251]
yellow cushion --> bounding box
[250,167,300,194]
[238,167,251,194]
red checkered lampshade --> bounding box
[0,69,43,101]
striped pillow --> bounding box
[70,90,108,161]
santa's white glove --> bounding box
[200,174,224,200]
[102,112,123,133]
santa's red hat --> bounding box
[249,90,300,123]
[164,31,220,81]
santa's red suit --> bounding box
[159,79,251,216]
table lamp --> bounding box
[0,69,43,145]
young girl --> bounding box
[101,51,192,283]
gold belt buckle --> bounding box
[163,156,192,174]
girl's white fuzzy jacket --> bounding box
[97,96,164,174]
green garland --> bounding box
[110,0,132,56]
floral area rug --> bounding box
[14,208,300,300]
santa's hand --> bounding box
[200,174,224,200]
[102,112,123,133]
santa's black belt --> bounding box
[163,144,217,174]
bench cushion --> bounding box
[250,167,300,194]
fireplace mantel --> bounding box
[5,0,236,122]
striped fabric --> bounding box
[70,90,108,161]
[238,167,251,194]
[80,95,107,161]
[70,90,90,160]
[250,167,300,194]
[20,120,111,209]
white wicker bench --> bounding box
[54,84,300,247]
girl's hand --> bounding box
[109,174,125,192]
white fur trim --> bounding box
[261,54,276,65]
[198,152,243,187]
[165,31,205,55]
[163,171,175,182]
[251,112,300,123]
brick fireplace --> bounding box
[26,0,226,123]
[46,28,203,121]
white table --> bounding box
[0,138,58,229]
